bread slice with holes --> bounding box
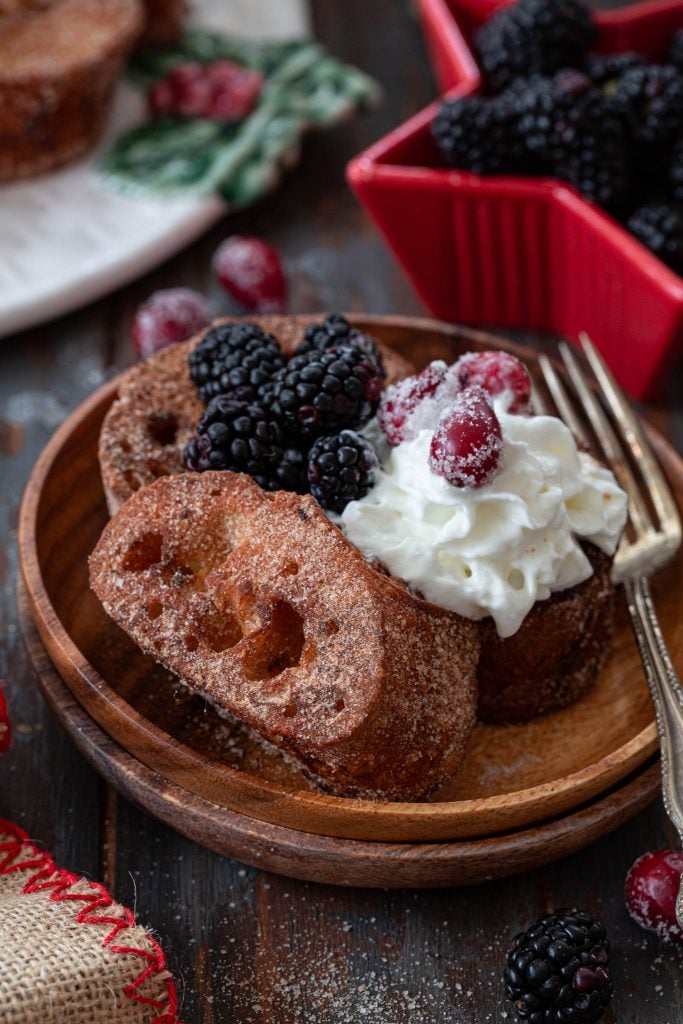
[89,471,480,801]
[99,315,414,516]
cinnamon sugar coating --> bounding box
[89,471,480,801]
[0,0,143,181]
[99,315,414,515]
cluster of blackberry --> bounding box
[431,0,683,272]
[185,315,383,512]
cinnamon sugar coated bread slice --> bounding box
[89,472,480,800]
[0,0,143,181]
[99,316,415,515]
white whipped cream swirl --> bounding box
[342,408,627,638]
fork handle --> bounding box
[624,577,683,929]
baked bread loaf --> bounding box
[476,544,615,724]
[0,0,143,182]
[89,471,480,800]
[99,316,414,515]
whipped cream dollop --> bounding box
[341,406,628,638]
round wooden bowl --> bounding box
[20,596,661,888]
[19,315,679,843]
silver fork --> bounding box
[536,333,683,929]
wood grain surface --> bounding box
[2,1,683,1021]
[21,314,683,844]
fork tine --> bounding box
[530,381,550,416]
[537,354,590,447]
[579,332,682,541]
[558,341,654,539]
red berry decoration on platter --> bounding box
[148,60,263,121]
[212,236,287,314]
[429,385,503,488]
[378,360,448,445]
[132,288,212,360]
[625,849,683,943]
[454,350,532,414]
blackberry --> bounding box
[307,430,378,513]
[667,29,683,74]
[627,203,683,272]
[612,64,683,145]
[296,313,382,364]
[474,0,595,94]
[587,52,650,88]
[189,321,286,404]
[184,395,307,492]
[517,71,631,207]
[432,92,530,174]
[263,345,384,441]
[670,139,683,201]
[504,908,613,1023]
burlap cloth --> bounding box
[0,686,181,1024]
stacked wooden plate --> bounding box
[19,316,680,888]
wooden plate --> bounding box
[20,597,661,888]
[19,315,679,843]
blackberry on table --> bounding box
[295,313,381,364]
[667,29,683,74]
[474,0,595,94]
[308,430,379,513]
[263,345,384,441]
[627,203,683,272]
[504,908,613,1023]
[612,64,683,145]
[184,395,307,493]
[432,92,530,174]
[189,321,286,404]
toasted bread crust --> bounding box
[0,0,143,181]
[89,471,480,800]
[99,316,415,515]
[476,544,615,724]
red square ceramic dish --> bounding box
[347,0,683,399]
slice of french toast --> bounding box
[89,471,480,801]
[0,0,143,181]
[99,315,414,515]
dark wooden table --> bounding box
[2,2,683,1021]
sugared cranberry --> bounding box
[148,60,263,121]
[378,360,448,445]
[212,236,287,314]
[453,350,531,414]
[429,385,503,488]
[625,849,683,943]
[132,288,212,360]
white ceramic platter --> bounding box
[0,0,309,339]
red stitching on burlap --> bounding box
[0,818,180,1024]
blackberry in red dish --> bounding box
[263,345,384,441]
[504,908,613,1023]
[184,395,307,493]
[613,64,683,145]
[669,139,683,202]
[308,430,378,513]
[189,321,286,405]
[474,0,595,94]
[627,203,683,272]
[432,93,530,174]
[295,313,381,363]
[588,52,650,87]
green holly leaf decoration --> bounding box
[102,33,380,205]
